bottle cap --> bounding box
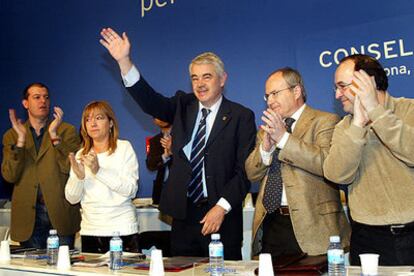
[329,235,340,243]
[112,231,120,237]
[211,233,220,240]
[49,229,57,235]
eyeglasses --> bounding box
[264,86,296,101]
[333,82,352,93]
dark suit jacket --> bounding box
[127,77,256,246]
[146,133,169,205]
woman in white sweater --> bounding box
[65,101,139,253]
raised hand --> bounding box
[82,150,100,175]
[9,109,26,146]
[99,28,133,75]
[352,95,369,128]
[350,69,379,113]
[48,106,64,139]
[261,131,274,153]
[69,152,85,180]
[161,134,172,158]
[260,108,286,151]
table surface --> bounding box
[2,256,414,276]
[0,257,259,276]
[0,205,255,261]
[346,265,414,276]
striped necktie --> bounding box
[188,108,210,203]
[262,117,295,213]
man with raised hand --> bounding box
[100,28,256,260]
[324,54,414,265]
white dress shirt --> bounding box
[122,65,231,212]
[260,104,306,206]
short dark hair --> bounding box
[23,82,49,100]
[339,54,388,91]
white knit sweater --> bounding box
[65,139,139,236]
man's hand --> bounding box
[352,95,369,128]
[261,131,274,152]
[69,152,85,180]
[350,69,379,113]
[9,109,26,147]
[260,108,286,151]
[100,28,133,75]
[200,205,226,236]
[48,106,63,139]
[161,134,172,158]
[82,150,100,175]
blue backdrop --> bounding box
[1,0,414,198]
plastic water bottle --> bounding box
[209,233,224,276]
[109,231,123,270]
[46,229,59,265]
[327,235,345,276]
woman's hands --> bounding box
[68,150,100,180]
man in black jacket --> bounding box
[146,118,172,205]
[100,27,256,260]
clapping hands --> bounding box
[9,109,26,147]
[69,150,100,180]
[161,133,172,159]
[350,69,379,127]
[260,108,286,152]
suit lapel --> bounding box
[37,131,51,161]
[292,106,315,139]
[25,120,51,161]
[206,97,231,148]
[183,100,199,145]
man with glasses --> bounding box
[324,54,414,265]
[246,67,350,258]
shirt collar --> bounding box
[29,125,46,137]
[289,103,306,122]
[198,95,223,114]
